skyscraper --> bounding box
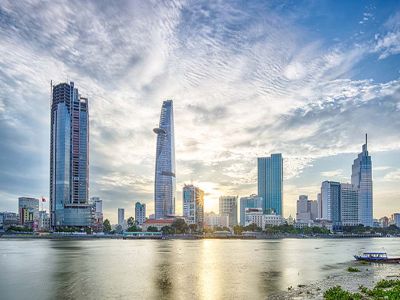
[239,194,263,226]
[118,208,125,227]
[219,196,238,227]
[50,82,91,228]
[153,100,176,219]
[135,202,146,226]
[183,184,205,230]
[257,153,283,215]
[351,134,373,227]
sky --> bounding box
[0,0,399,224]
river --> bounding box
[0,238,399,299]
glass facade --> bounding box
[257,153,283,216]
[153,100,176,219]
[183,184,204,229]
[340,183,359,226]
[351,135,373,227]
[321,181,341,226]
[50,82,90,228]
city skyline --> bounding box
[0,1,400,223]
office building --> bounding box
[340,184,359,226]
[154,100,176,219]
[118,208,125,228]
[50,82,91,228]
[219,196,238,227]
[183,184,204,230]
[379,216,389,228]
[257,153,283,215]
[351,134,373,227]
[239,194,263,226]
[135,202,146,226]
[321,181,341,226]
[90,197,103,232]
[18,197,39,228]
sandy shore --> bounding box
[268,262,400,299]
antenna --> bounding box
[365,133,368,147]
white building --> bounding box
[204,212,229,228]
[38,211,50,231]
[135,202,146,226]
[245,208,283,229]
[296,195,318,222]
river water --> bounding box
[0,238,399,299]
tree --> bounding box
[115,225,123,234]
[233,225,244,235]
[103,219,112,233]
[171,218,189,234]
[127,225,142,232]
[161,226,173,235]
[147,226,159,232]
[127,217,135,227]
[189,224,197,233]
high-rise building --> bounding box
[135,202,146,226]
[183,184,205,230]
[317,193,322,219]
[219,196,238,227]
[50,82,91,228]
[38,211,50,231]
[153,100,176,219]
[351,134,373,227]
[239,194,263,226]
[118,208,125,227]
[257,153,283,215]
[392,213,400,228]
[18,197,39,228]
[340,184,359,226]
[321,181,341,226]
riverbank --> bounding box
[0,232,396,240]
[269,262,400,299]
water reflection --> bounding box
[1,238,400,299]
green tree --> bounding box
[127,225,142,232]
[127,217,135,227]
[233,225,244,235]
[161,226,173,234]
[189,224,197,233]
[147,226,159,232]
[103,219,112,233]
[171,218,189,234]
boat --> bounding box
[354,252,400,263]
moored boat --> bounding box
[354,252,400,263]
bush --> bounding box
[347,267,360,272]
[323,286,361,300]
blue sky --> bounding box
[0,0,399,223]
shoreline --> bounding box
[269,262,400,299]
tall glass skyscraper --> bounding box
[50,82,91,228]
[257,153,283,216]
[153,100,176,219]
[351,134,373,227]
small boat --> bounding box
[354,252,400,264]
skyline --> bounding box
[1,1,400,223]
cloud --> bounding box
[320,169,344,178]
[0,1,399,221]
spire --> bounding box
[365,133,367,148]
